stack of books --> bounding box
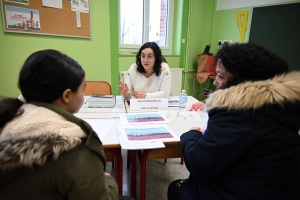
[86,94,116,108]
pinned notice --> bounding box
[76,10,81,28]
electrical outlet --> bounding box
[218,40,232,49]
[223,40,232,44]
[218,40,223,49]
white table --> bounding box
[75,96,205,199]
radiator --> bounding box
[120,68,183,96]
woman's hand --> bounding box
[118,81,131,98]
[190,126,203,132]
[134,90,146,98]
[189,101,206,111]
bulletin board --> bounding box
[1,0,91,38]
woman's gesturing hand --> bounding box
[118,81,131,98]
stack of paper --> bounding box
[87,95,116,108]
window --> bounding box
[119,0,174,54]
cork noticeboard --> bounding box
[1,0,91,38]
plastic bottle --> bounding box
[179,90,187,108]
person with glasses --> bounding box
[189,58,234,111]
[118,42,171,99]
[168,42,300,200]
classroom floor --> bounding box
[106,149,190,200]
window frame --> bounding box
[118,0,174,55]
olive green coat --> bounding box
[0,102,118,200]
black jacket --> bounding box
[181,71,300,200]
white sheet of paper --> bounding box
[160,111,203,121]
[118,124,179,143]
[83,119,114,141]
[76,10,81,28]
[71,0,89,13]
[119,112,170,125]
[130,98,168,111]
[42,0,62,9]
[117,125,172,150]
[202,112,209,133]
[119,140,165,150]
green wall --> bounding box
[181,0,216,96]
[109,0,119,95]
[0,1,112,97]
[0,0,296,98]
[210,6,253,54]
[188,2,252,99]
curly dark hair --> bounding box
[215,42,289,88]
[135,42,167,76]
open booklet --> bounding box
[117,124,179,150]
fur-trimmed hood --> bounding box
[206,71,300,111]
[0,104,86,170]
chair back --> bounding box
[84,81,112,95]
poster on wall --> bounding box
[5,5,40,31]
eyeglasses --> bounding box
[215,74,232,81]
[216,59,233,81]
[140,55,154,61]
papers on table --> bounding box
[118,139,165,150]
[83,119,114,141]
[119,112,169,125]
[168,99,179,107]
[117,111,205,149]
[117,112,181,149]
[160,111,203,121]
[202,112,209,133]
[118,124,179,149]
